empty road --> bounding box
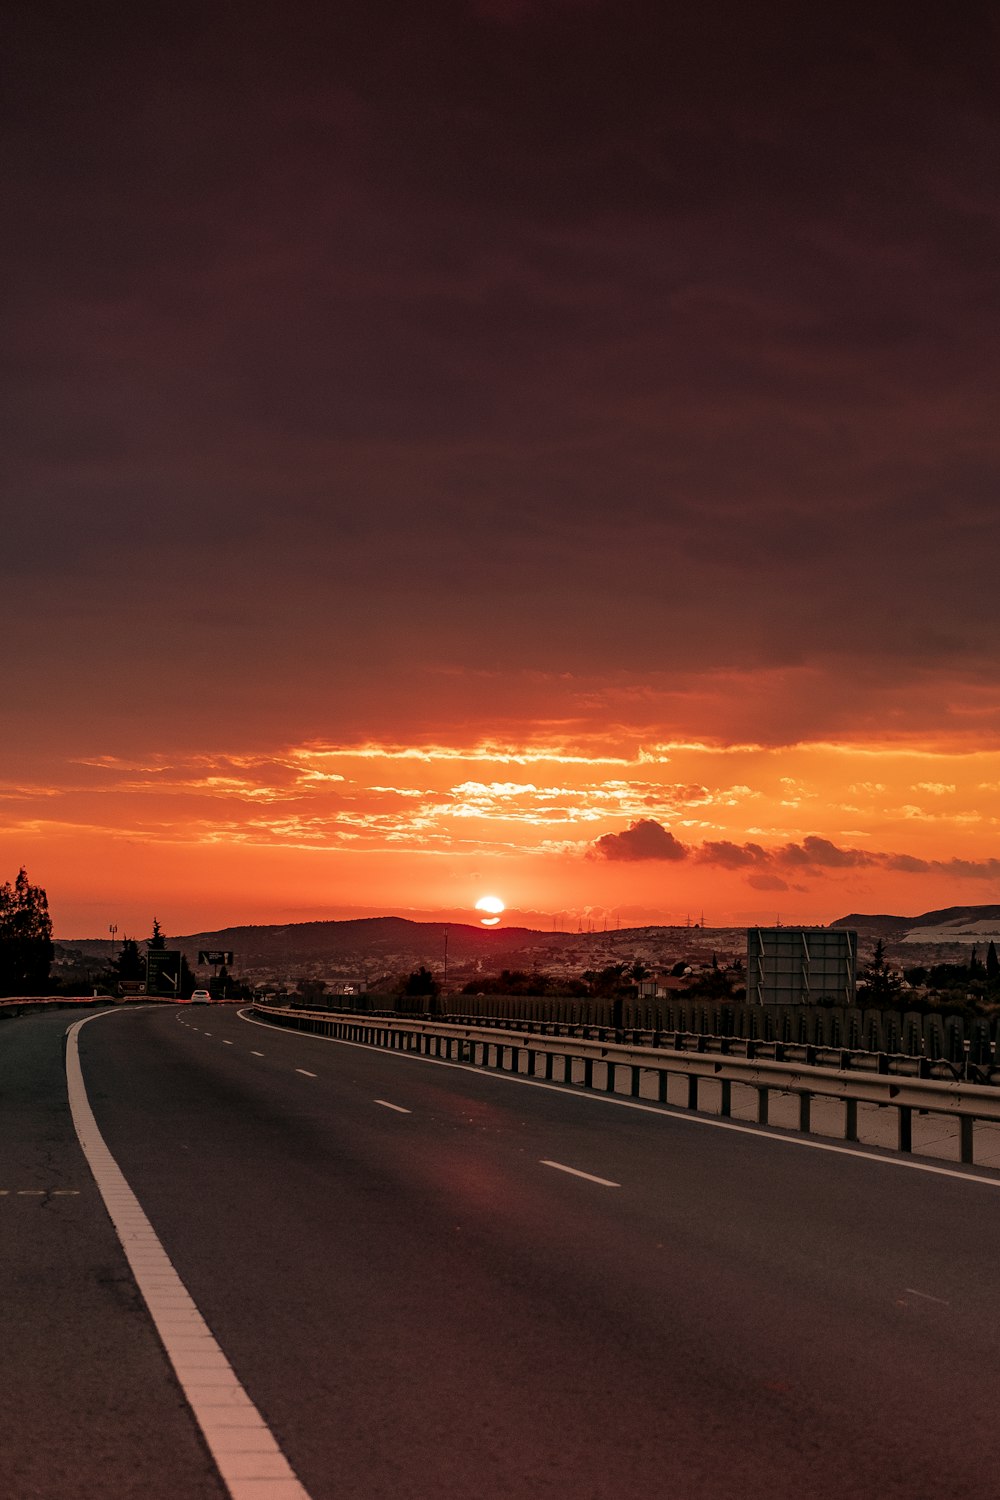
[4,1002,1000,1498]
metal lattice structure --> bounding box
[747,927,857,1006]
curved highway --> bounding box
[4,1002,1000,1498]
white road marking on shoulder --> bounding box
[222,1040,233,1045]
[250,1051,264,1057]
[295,1068,317,1078]
[541,1160,620,1187]
[65,1014,314,1500]
[374,1099,411,1114]
[905,1287,950,1305]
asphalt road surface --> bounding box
[5,1002,1000,1499]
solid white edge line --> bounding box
[66,1012,313,1500]
[374,1099,411,1114]
[235,1009,1000,1191]
[541,1159,620,1187]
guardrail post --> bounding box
[757,1087,769,1125]
[657,1070,668,1104]
[631,1065,642,1098]
[510,1045,520,1074]
[583,1057,594,1089]
[898,1106,912,1152]
[687,1075,698,1111]
[719,1079,732,1117]
[960,1115,975,1165]
[605,1059,616,1093]
[844,1098,858,1142]
[545,1052,555,1080]
[798,1091,811,1134]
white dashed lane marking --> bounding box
[296,1069,317,1078]
[374,1100,411,1114]
[540,1160,620,1188]
[250,1051,264,1057]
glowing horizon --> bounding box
[3,727,996,938]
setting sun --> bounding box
[475,895,505,926]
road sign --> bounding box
[147,949,182,995]
[199,950,234,965]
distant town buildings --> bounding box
[747,927,857,1006]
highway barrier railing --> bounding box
[249,1004,1000,1167]
[0,996,114,1018]
[282,994,1000,1081]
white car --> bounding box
[190,988,212,1004]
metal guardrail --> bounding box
[0,996,109,1018]
[250,1004,1000,1167]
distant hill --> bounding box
[831,912,912,937]
[56,915,745,988]
[60,906,1000,986]
[832,905,1000,943]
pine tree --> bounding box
[987,941,1000,984]
[148,918,166,951]
[861,938,900,1004]
[112,937,145,982]
[0,868,54,996]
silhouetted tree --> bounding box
[112,937,144,982]
[583,963,631,996]
[686,967,737,1000]
[402,966,440,998]
[0,868,54,995]
[861,939,901,1003]
[987,942,1000,984]
[147,919,166,951]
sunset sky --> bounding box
[6,2,1000,938]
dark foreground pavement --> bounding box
[6,1001,1000,1498]
[0,1007,225,1500]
